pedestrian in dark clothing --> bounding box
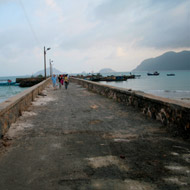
[58,75,62,89]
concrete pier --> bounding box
[0,82,189,190]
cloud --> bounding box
[0,0,189,76]
[93,0,190,49]
[138,1,190,48]
[44,0,64,22]
[59,0,190,52]
[116,47,127,57]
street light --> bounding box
[44,46,51,79]
[49,59,53,77]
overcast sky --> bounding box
[0,0,189,76]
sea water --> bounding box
[0,76,27,103]
[99,70,190,102]
[0,71,190,103]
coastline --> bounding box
[1,70,190,104]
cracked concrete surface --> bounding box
[0,83,189,190]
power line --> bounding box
[18,0,41,46]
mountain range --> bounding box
[34,67,64,76]
[99,68,116,73]
[133,51,190,71]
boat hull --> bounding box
[147,72,159,76]
[0,82,17,86]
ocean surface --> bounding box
[0,76,28,103]
[0,71,190,103]
[99,70,190,102]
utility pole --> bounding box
[44,46,51,79]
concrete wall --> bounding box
[0,78,51,138]
[70,77,190,137]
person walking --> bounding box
[61,75,64,86]
[64,74,69,90]
[51,74,57,90]
[58,75,62,89]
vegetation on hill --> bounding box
[133,51,190,71]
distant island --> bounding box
[99,68,116,73]
[133,50,190,71]
[34,68,63,76]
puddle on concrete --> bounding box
[86,155,129,172]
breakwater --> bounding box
[70,77,190,137]
[0,78,51,138]
[16,77,45,87]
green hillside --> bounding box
[133,51,190,71]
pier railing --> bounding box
[70,77,190,138]
[0,78,51,138]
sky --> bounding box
[0,0,189,76]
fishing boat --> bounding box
[123,74,141,79]
[88,73,103,81]
[134,75,141,78]
[147,71,160,76]
[0,79,18,86]
[100,75,127,82]
[167,73,175,76]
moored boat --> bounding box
[0,79,18,86]
[0,81,17,86]
[167,73,175,76]
[147,71,160,76]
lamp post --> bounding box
[49,59,53,77]
[44,46,51,79]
